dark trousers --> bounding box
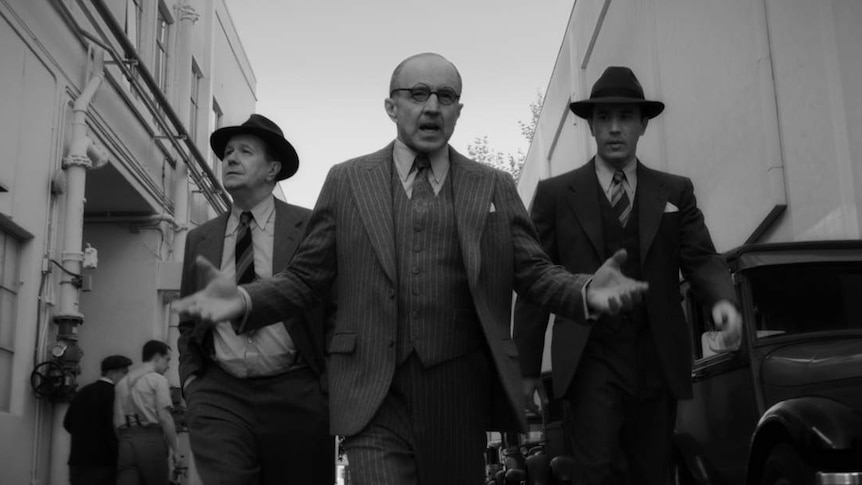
[565,357,676,485]
[186,363,333,485]
[69,465,114,485]
[343,350,491,485]
[117,427,168,485]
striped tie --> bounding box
[610,170,631,227]
[235,211,256,284]
[411,155,434,213]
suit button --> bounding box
[389,289,395,299]
[411,267,420,275]
[414,223,423,232]
[388,340,394,348]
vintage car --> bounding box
[674,240,862,485]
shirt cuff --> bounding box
[232,287,253,333]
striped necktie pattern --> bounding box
[235,211,256,284]
[610,170,632,227]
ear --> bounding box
[267,161,282,181]
[384,98,397,122]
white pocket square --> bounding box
[489,202,496,213]
[664,201,679,213]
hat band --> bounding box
[590,86,645,100]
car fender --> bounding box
[747,397,862,481]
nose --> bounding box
[423,93,441,111]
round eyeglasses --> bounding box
[390,84,460,105]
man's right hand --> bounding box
[585,249,648,316]
[172,256,245,325]
[522,376,548,416]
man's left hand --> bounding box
[712,300,742,348]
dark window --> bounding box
[748,262,862,339]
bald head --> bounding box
[389,52,463,95]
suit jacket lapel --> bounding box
[566,159,605,261]
[451,148,492,289]
[349,144,397,284]
[637,162,668,263]
[272,200,305,273]
[199,213,228,270]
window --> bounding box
[209,98,224,181]
[189,60,203,143]
[126,0,144,51]
[0,228,22,411]
[749,262,862,339]
[154,4,172,93]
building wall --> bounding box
[0,0,257,483]
[518,0,862,373]
[520,0,862,250]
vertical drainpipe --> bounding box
[48,46,108,485]
[171,1,200,258]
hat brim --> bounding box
[569,98,665,120]
[210,126,299,181]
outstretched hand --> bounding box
[585,249,648,315]
[171,256,246,325]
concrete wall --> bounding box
[520,0,862,250]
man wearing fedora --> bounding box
[178,114,333,485]
[513,66,741,483]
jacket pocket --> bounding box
[327,332,356,354]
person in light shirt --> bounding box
[114,340,177,485]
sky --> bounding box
[223,0,575,208]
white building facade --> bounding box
[519,0,862,251]
[0,0,263,483]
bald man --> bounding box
[174,52,648,485]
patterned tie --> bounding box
[235,211,256,284]
[411,154,434,213]
[610,170,631,227]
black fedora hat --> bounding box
[569,66,665,120]
[210,114,299,180]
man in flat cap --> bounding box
[178,114,333,485]
[513,66,741,484]
[63,354,132,485]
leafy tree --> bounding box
[468,90,543,182]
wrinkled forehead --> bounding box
[394,55,462,92]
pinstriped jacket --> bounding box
[241,143,590,435]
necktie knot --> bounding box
[412,155,431,172]
[612,170,626,185]
[240,211,254,226]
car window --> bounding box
[748,262,862,339]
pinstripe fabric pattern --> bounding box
[243,143,592,436]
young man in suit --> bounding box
[63,354,132,485]
[173,53,647,485]
[177,114,333,485]
[513,66,742,484]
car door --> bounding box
[676,284,761,484]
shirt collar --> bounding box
[392,139,450,184]
[99,377,114,385]
[595,155,638,193]
[227,195,275,233]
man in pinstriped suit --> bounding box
[174,52,648,485]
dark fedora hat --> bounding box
[569,66,665,120]
[210,114,299,180]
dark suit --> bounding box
[178,198,333,485]
[239,143,589,484]
[514,159,735,483]
[63,379,118,485]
